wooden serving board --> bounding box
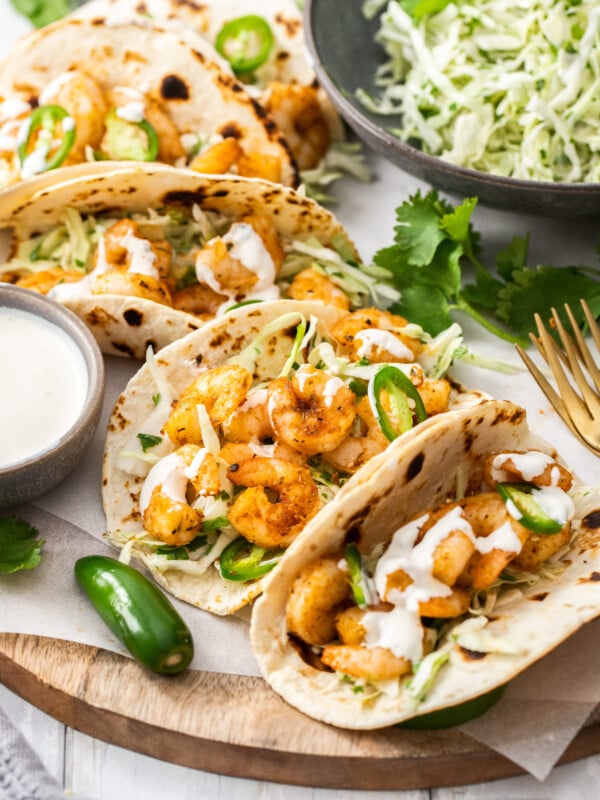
[1,634,600,790]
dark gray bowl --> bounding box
[0,285,105,508]
[305,0,600,216]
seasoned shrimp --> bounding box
[189,137,244,175]
[163,364,252,447]
[285,556,350,645]
[96,219,172,278]
[40,70,107,162]
[91,271,172,305]
[227,457,320,548]
[221,388,273,443]
[511,524,572,571]
[195,235,259,294]
[267,365,356,455]
[286,268,351,311]
[237,151,283,183]
[15,267,83,295]
[459,493,531,590]
[219,440,305,466]
[324,396,388,473]
[412,375,452,417]
[141,446,219,545]
[240,215,285,271]
[171,283,227,316]
[331,308,423,363]
[141,98,186,164]
[483,450,573,491]
[320,644,412,681]
[263,82,330,170]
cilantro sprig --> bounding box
[373,190,600,346]
[0,516,44,573]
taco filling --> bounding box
[107,307,466,612]
[284,449,576,698]
[2,203,396,317]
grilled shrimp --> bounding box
[286,268,351,311]
[285,556,351,645]
[221,388,273,443]
[98,219,172,278]
[142,446,220,546]
[41,69,107,162]
[323,395,388,473]
[267,365,356,455]
[91,272,172,305]
[483,450,573,491]
[219,441,305,466]
[263,82,330,170]
[320,644,412,681]
[458,493,531,590]
[227,457,320,548]
[163,364,252,447]
[170,283,227,316]
[189,137,244,174]
[331,308,423,363]
[15,267,83,294]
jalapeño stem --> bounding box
[368,365,427,441]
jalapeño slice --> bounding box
[219,536,283,581]
[18,104,76,173]
[215,15,275,75]
[368,365,427,442]
[102,108,159,162]
[496,483,564,534]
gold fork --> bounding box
[515,299,600,454]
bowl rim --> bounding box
[0,283,105,476]
[304,0,600,199]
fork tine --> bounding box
[516,340,578,435]
[533,313,592,427]
[580,299,600,359]
[550,307,600,416]
[563,303,600,394]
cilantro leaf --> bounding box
[0,516,44,573]
[393,191,451,267]
[10,0,73,27]
[391,285,454,336]
[137,433,163,452]
[496,235,529,280]
[494,266,600,338]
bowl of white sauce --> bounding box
[0,284,105,508]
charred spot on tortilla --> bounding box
[275,13,302,38]
[406,452,425,482]
[458,647,487,661]
[529,592,549,601]
[123,309,143,327]
[582,510,600,529]
[194,354,203,366]
[160,74,189,101]
[219,123,242,140]
[579,571,600,583]
[209,332,231,349]
[161,189,209,205]
[276,52,291,63]
[112,342,136,357]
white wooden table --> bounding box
[2,4,600,797]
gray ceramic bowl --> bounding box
[305,0,600,217]
[0,284,105,508]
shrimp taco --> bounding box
[249,399,600,729]
[74,0,370,196]
[102,299,475,614]
[0,163,395,359]
[0,17,297,189]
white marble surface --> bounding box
[2,2,600,797]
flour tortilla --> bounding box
[0,163,359,359]
[102,299,485,614]
[75,0,316,88]
[250,399,600,729]
[0,17,297,187]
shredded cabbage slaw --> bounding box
[360,0,600,183]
